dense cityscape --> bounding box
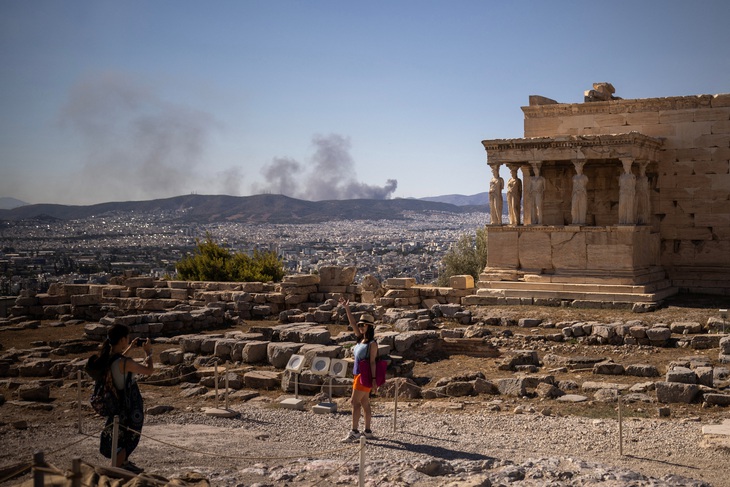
[0,209,488,295]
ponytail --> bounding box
[98,338,111,364]
[86,338,112,382]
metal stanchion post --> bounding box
[618,394,624,456]
[77,370,83,434]
[358,435,366,487]
[225,368,230,410]
[111,416,120,467]
[393,380,399,433]
[214,365,219,409]
[33,451,44,487]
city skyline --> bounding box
[1,1,729,206]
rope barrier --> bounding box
[135,365,254,386]
[117,424,358,461]
[30,465,65,476]
[0,463,32,484]
[46,429,105,457]
[79,460,168,487]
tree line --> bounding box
[177,228,488,285]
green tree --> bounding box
[436,226,488,286]
[176,233,285,282]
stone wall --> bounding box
[522,93,730,295]
[6,270,479,325]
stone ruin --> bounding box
[478,84,730,306]
[2,263,730,408]
[584,82,622,102]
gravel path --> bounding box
[4,397,727,486]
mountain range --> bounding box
[0,193,493,224]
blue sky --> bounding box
[1,0,729,205]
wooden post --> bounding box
[77,370,83,434]
[294,373,299,398]
[111,416,120,467]
[71,458,81,487]
[33,451,44,487]
[358,435,366,487]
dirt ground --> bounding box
[2,294,730,485]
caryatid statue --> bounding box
[521,164,533,225]
[636,161,650,225]
[531,163,545,225]
[507,165,522,225]
[571,160,588,225]
[618,158,637,225]
[488,164,504,225]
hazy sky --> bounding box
[1,1,729,205]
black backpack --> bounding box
[86,353,124,417]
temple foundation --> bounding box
[475,224,676,305]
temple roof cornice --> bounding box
[481,132,662,164]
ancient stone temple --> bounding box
[475,83,730,306]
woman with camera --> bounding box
[97,324,154,473]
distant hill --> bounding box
[0,197,28,210]
[419,192,489,206]
[0,194,489,224]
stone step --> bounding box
[519,269,668,286]
[474,285,677,303]
[476,279,672,294]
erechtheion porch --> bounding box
[475,132,678,306]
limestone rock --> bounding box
[655,381,699,404]
[244,370,280,390]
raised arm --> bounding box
[121,338,155,376]
[339,297,361,339]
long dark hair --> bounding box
[86,324,129,381]
[98,324,129,365]
[362,323,375,343]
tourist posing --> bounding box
[339,297,379,442]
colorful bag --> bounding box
[357,358,388,388]
[87,353,126,418]
[90,372,122,417]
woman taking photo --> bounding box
[97,324,155,473]
[339,297,378,443]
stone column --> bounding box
[636,161,651,225]
[506,164,522,225]
[521,164,533,225]
[530,162,545,225]
[571,160,588,225]
[488,163,504,225]
[618,158,637,225]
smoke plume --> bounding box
[257,134,397,200]
[59,71,240,202]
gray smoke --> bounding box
[257,134,398,200]
[59,72,239,202]
[217,167,244,196]
[256,157,302,196]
